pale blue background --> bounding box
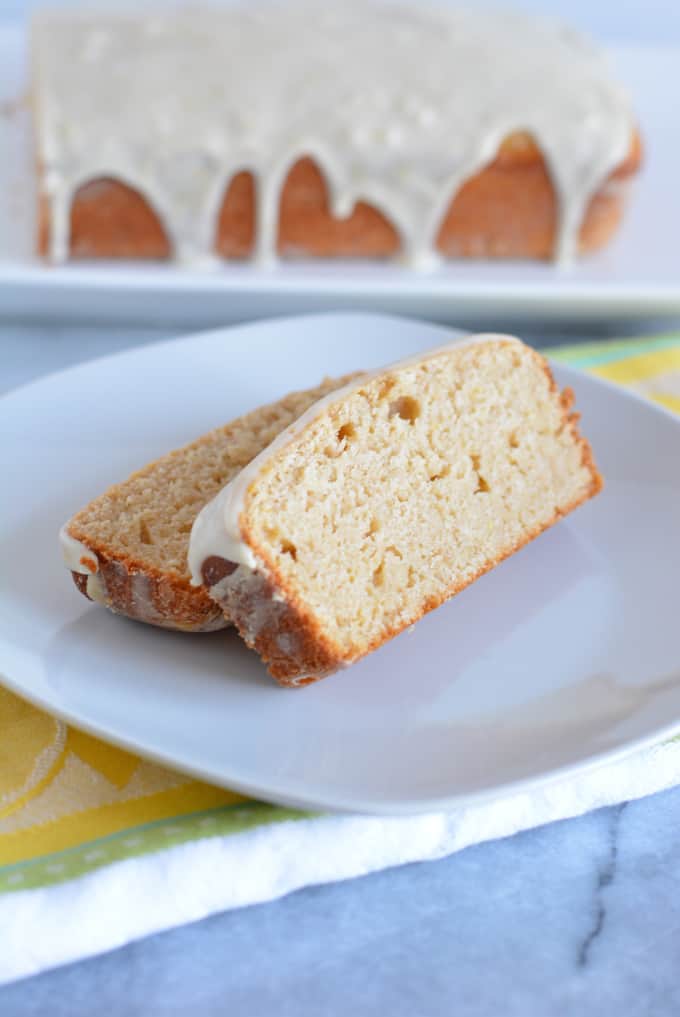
[3,3,680,1015]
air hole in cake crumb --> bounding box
[510,457,528,477]
[429,465,451,482]
[337,422,357,445]
[365,517,381,538]
[389,395,421,423]
[280,539,298,560]
[470,454,490,494]
[386,544,403,560]
[508,431,520,448]
[139,519,154,544]
[377,377,397,401]
[372,562,385,587]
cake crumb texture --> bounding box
[215,339,601,682]
[65,373,359,631]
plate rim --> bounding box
[2,660,680,817]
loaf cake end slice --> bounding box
[189,336,602,683]
[60,374,359,631]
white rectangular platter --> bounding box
[0,28,679,326]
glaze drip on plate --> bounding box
[32,2,634,267]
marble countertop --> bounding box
[2,320,680,1015]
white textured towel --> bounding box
[2,736,679,984]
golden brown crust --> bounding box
[66,535,226,632]
[435,130,641,259]
[204,353,604,686]
[204,562,339,685]
[37,131,642,260]
[39,178,171,259]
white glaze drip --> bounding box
[188,332,519,586]
[59,524,107,603]
[32,2,634,267]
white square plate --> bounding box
[1,312,680,814]
[0,28,679,326]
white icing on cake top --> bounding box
[33,2,634,267]
[188,332,520,585]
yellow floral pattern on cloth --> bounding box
[0,686,300,893]
[0,688,67,821]
[1,335,679,893]
[0,687,251,869]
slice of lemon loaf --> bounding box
[189,335,602,684]
[60,374,358,631]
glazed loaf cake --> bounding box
[60,374,357,632]
[33,3,640,266]
[38,138,642,265]
[189,336,602,686]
